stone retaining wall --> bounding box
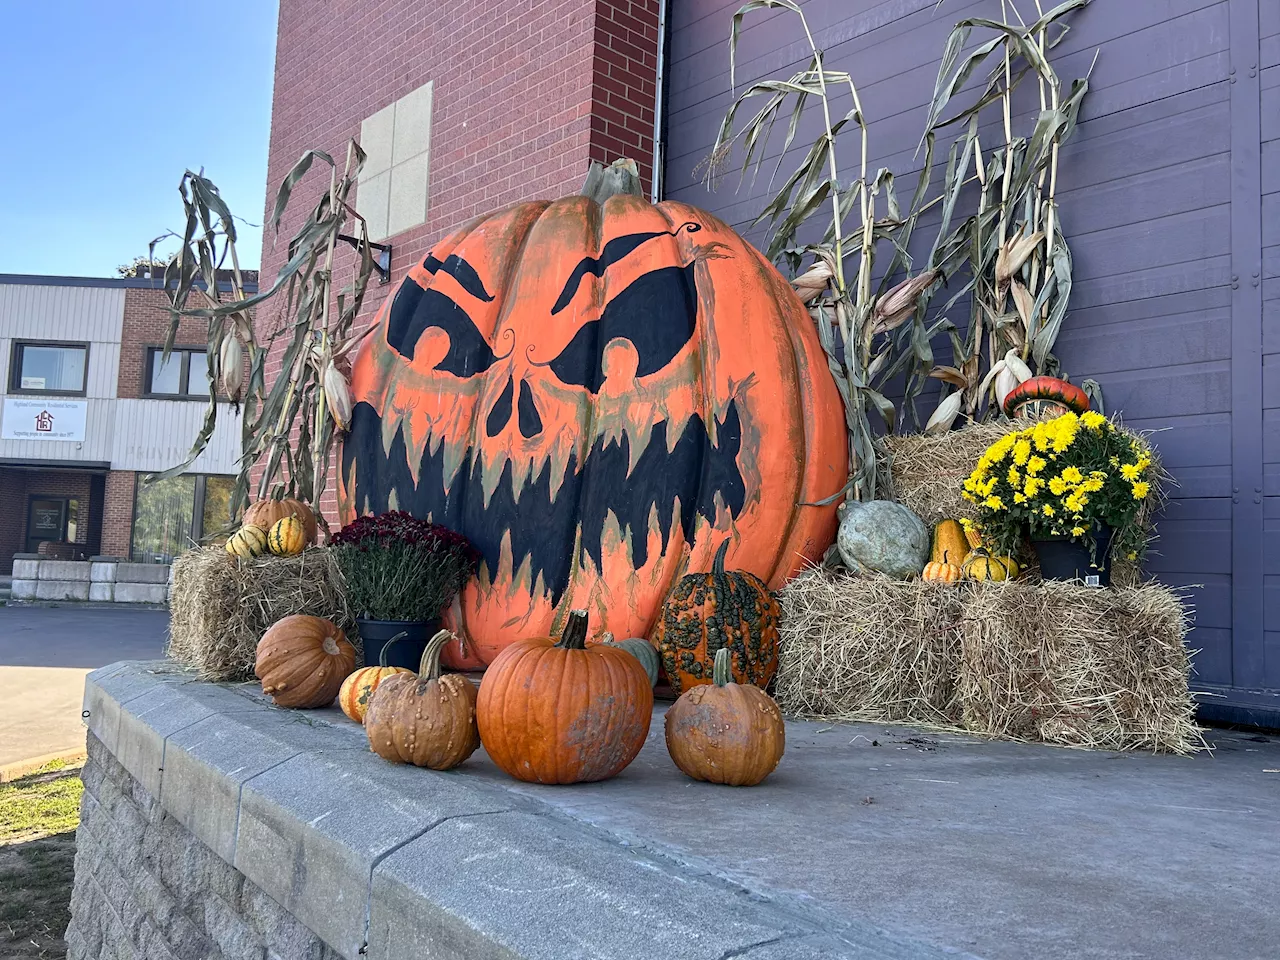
[68,734,340,960]
[71,661,950,960]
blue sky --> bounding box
[0,2,279,278]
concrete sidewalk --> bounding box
[0,605,167,769]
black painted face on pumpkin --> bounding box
[343,213,746,607]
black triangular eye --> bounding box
[547,262,698,393]
[551,222,701,315]
[424,253,494,302]
[486,377,514,437]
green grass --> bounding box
[0,763,83,844]
[0,764,82,959]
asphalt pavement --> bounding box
[0,604,168,768]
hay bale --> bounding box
[776,568,1204,754]
[169,548,356,682]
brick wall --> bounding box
[118,286,209,400]
[258,0,660,527]
[101,470,137,559]
[0,469,97,573]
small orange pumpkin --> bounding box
[922,557,963,583]
[255,615,356,708]
[337,632,414,724]
[365,630,481,770]
[476,609,652,784]
[665,647,785,786]
[653,540,781,695]
[243,497,318,546]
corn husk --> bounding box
[218,335,245,402]
[323,361,352,430]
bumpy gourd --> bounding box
[653,540,780,695]
[364,630,480,769]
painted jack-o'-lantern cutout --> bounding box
[340,166,847,666]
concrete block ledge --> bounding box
[74,661,955,960]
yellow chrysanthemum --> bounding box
[1083,478,1104,493]
[1120,463,1141,481]
[984,495,1005,511]
[1024,477,1045,497]
[1013,439,1031,466]
[1007,466,1021,485]
[1131,481,1150,500]
[1071,526,1086,536]
[1048,476,1068,496]
[1027,456,1047,475]
[1081,411,1106,429]
[1062,466,1083,483]
[1014,492,1027,504]
[1042,504,1055,517]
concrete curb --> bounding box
[0,747,88,783]
[79,660,967,960]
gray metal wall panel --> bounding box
[666,0,1272,713]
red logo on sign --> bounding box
[34,410,54,432]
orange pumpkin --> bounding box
[364,630,481,769]
[243,497,318,546]
[337,632,414,724]
[653,540,781,695]
[255,615,356,708]
[476,609,653,784]
[665,647,785,786]
[338,161,847,667]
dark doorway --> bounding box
[25,496,74,554]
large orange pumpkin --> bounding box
[476,609,653,784]
[243,497,318,546]
[339,162,847,666]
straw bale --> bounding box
[168,547,356,682]
[776,568,1203,754]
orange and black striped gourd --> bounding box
[653,540,781,695]
[476,610,652,784]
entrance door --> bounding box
[26,498,69,553]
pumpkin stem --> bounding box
[712,539,731,577]
[580,158,643,204]
[378,631,409,669]
[712,647,733,687]
[558,609,590,650]
[419,629,453,681]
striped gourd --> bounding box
[267,516,306,556]
[225,524,268,559]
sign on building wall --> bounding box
[1,397,89,441]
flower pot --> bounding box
[1031,524,1114,587]
[355,618,439,669]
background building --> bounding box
[0,272,255,574]
[259,0,1273,722]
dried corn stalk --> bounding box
[150,141,377,539]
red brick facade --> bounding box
[100,470,137,558]
[117,286,209,400]
[0,468,94,573]
[259,0,660,525]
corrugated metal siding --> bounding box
[665,0,1273,717]
[0,283,126,349]
[110,399,242,474]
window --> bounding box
[8,341,89,395]
[358,80,433,240]
[130,473,240,563]
[146,347,210,398]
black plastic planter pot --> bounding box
[355,618,439,669]
[1031,524,1114,587]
